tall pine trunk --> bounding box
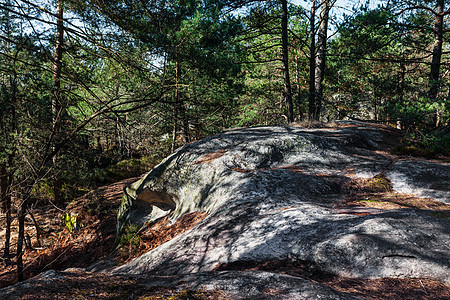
[0,164,12,258]
[281,0,294,123]
[308,0,317,121]
[428,0,444,128]
[172,59,181,152]
[428,0,444,101]
[313,0,329,121]
[3,48,18,259]
[52,0,64,206]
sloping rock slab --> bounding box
[387,160,450,204]
[0,269,359,299]
[114,124,450,284]
[151,270,360,299]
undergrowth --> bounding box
[118,224,141,260]
[391,128,450,158]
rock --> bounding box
[0,269,360,299]
[114,123,450,284]
[0,270,66,299]
[117,123,394,231]
[141,270,361,299]
[387,160,450,204]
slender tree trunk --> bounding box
[313,0,329,121]
[171,58,182,152]
[171,117,178,153]
[53,0,64,108]
[0,164,12,258]
[17,198,27,281]
[52,0,64,206]
[175,58,189,144]
[0,164,6,213]
[399,60,405,105]
[281,0,294,123]
[4,185,11,258]
[177,62,189,144]
[3,49,18,259]
[294,55,302,120]
[428,0,444,101]
[308,0,317,121]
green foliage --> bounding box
[119,224,140,247]
[390,145,436,159]
[107,155,161,180]
[62,212,78,232]
[117,224,141,259]
[336,7,398,57]
[390,96,450,129]
[420,132,450,157]
[360,198,382,203]
[391,129,450,157]
[31,181,54,201]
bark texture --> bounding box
[428,0,444,101]
[281,0,294,123]
[308,0,317,121]
[313,0,329,120]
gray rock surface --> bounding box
[114,123,450,284]
[146,270,361,299]
[0,269,360,299]
[386,160,450,204]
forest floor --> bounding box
[0,151,449,298]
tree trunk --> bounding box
[17,199,27,281]
[281,0,294,123]
[313,0,329,121]
[294,55,303,120]
[308,0,317,121]
[177,61,189,144]
[2,48,18,259]
[171,58,182,152]
[171,116,178,153]
[27,210,42,247]
[52,0,64,207]
[428,0,444,101]
[4,185,11,258]
[0,164,12,258]
[52,0,64,131]
[0,164,6,213]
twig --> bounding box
[419,279,428,295]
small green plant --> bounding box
[118,224,140,248]
[85,197,105,214]
[62,212,78,232]
[360,198,381,203]
[117,224,141,261]
[31,180,54,201]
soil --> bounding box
[0,177,139,289]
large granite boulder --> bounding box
[114,122,450,284]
